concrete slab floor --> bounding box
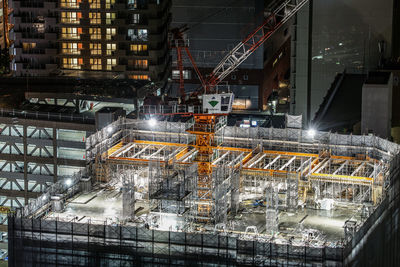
[46,187,365,245]
[232,203,364,243]
[48,189,123,224]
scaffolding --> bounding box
[86,119,392,228]
[8,118,400,266]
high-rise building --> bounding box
[10,0,171,82]
[1,0,13,72]
[290,0,396,126]
[171,0,293,111]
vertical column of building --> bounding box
[59,0,84,70]
[12,0,57,75]
[1,0,14,73]
[124,0,171,82]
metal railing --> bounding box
[0,108,95,124]
[140,105,203,115]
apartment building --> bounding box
[10,0,171,82]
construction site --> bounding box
[7,115,400,266]
[5,0,400,266]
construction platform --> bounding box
[8,118,400,266]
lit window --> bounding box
[131,14,140,24]
[105,0,115,9]
[106,12,116,24]
[172,70,191,80]
[130,44,147,55]
[106,58,117,70]
[62,57,83,69]
[89,43,102,55]
[90,58,102,70]
[106,43,116,55]
[133,59,148,69]
[89,28,101,40]
[61,12,82,24]
[129,75,149,80]
[22,42,36,52]
[61,27,82,39]
[89,12,101,24]
[127,0,136,9]
[127,28,147,41]
[105,28,116,40]
[62,42,82,54]
[88,0,100,9]
[60,0,81,8]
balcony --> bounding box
[126,65,149,71]
[21,32,45,39]
[127,3,148,10]
[22,63,46,70]
[22,49,46,55]
[126,35,148,42]
[127,50,149,57]
[19,2,44,8]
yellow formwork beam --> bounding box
[105,140,379,184]
[133,140,188,147]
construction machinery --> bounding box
[143,0,309,221]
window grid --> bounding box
[105,0,115,9]
[106,43,116,55]
[61,12,82,24]
[106,13,116,25]
[89,12,101,24]
[62,57,83,69]
[62,42,82,55]
[60,0,81,9]
[88,0,100,9]
[90,58,102,70]
[106,58,117,70]
[61,27,82,39]
[106,28,116,40]
[89,28,101,40]
[89,43,102,55]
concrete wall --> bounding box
[361,74,393,139]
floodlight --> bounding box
[148,118,157,127]
[65,179,72,186]
[307,128,316,138]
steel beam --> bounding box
[263,155,281,169]
[279,156,296,170]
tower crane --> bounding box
[144,0,309,221]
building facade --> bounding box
[171,0,293,111]
[290,0,395,126]
[0,111,95,231]
[10,0,171,81]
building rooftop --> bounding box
[17,118,399,254]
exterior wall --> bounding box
[260,37,291,110]
[361,75,393,139]
[171,0,264,70]
[0,115,94,222]
[0,0,4,49]
[391,70,400,127]
[7,216,344,266]
[171,0,292,110]
[10,0,171,82]
[291,0,394,125]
